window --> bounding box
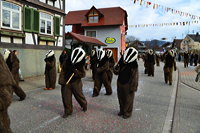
[1,1,21,30]
[86,31,96,37]
[40,12,53,35]
[88,10,99,23]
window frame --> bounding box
[0,1,22,31]
[39,12,53,36]
[86,31,96,38]
[88,10,99,23]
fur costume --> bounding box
[0,53,15,133]
[147,51,155,76]
[183,52,189,68]
[106,50,115,84]
[6,51,26,100]
[163,50,176,85]
[113,47,139,119]
[59,47,87,118]
[155,54,160,66]
[44,50,57,89]
[90,50,97,80]
[92,49,112,97]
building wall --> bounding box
[84,26,122,60]
[0,0,65,77]
[0,48,62,78]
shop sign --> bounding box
[105,37,116,44]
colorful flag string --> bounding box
[129,20,199,28]
[132,0,200,20]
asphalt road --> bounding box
[9,61,178,133]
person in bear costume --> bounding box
[0,53,16,133]
[59,47,87,118]
[147,49,155,77]
[90,50,97,80]
[92,49,112,97]
[106,49,115,84]
[163,49,177,85]
[44,50,57,90]
[143,51,148,74]
[113,47,139,119]
[155,53,160,66]
[5,50,26,101]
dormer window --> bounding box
[88,10,99,23]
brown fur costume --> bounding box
[147,53,155,76]
[113,57,139,119]
[163,51,176,85]
[90,53,97,80]
[107,55,115,84]
[44,55,57,89]
[0,53,15,133]
[93,56,112,97]
[59,54,87,118]
[143,54,148,74]
[184,52,189,68]
[155,54,160,66]
[6,51,26,100]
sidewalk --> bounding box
[176,62,200,90]
[19,70,93,92]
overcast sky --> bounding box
[65,0,200,41]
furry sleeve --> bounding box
[58,61,67,85]
[129,68,139,92]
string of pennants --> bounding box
[129,20,199,28]
[132,0,200,20]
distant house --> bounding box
[172,39,183,50]
[127,40,146,53]
[181,33,200,51]
[65,6,128,61]
[0,0,66,77]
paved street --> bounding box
[172,62,200,133]
[8,60,200,133]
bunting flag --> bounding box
[132,0,200,20]
[129,20,199,28]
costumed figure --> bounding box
[113,47,139,119]
[163,50,177,85]
[5,50,26,101]
[92,49,112,97]
[147,49,155,77]
[59,47,87,118]
[44,50,57,90]
[184,51,189,68]
[0,53,19,133]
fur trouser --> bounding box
[61,80,87,115]
[117,82,135,117]
[148,64,154,76]
[164,67,173,84]
[0,110,12,133]
[45,72,56,89]
[93,73,112,96]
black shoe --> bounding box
[62,113,71,118]
[123,115,130,119]
[104,93,112,96]
[82,105,87,112]
[92,94,99,97]
[169,82,172,85]
[118,112,123,116]
[19,97,25,101]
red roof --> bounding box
[65,6,128,29]
[66,32,107,46]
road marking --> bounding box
[32,115,61,131]
[162,69,179,133]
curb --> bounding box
[162,69,179,133]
